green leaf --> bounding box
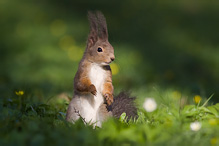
[207,106,219,117]
[181,105,196,115]
[119,113,127,123]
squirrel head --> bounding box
[85,11,115,66]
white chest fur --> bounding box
[78,63,106,126]
[89,63,106,93]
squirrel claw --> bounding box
[89,84,97,96]
[104,93,113,105]
[91,90,97,96]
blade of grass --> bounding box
[201,94,214,107]
[153,87,168,106]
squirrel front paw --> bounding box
[104,93,114,105]
[89,84,97,96]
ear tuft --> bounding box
[87,11,98,48]
[86,11,108,48]
[96,11,108,40]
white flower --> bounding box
[143,98,157,112]
[190,121,201,131]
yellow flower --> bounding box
[15,91,24,96]
[209,119,218,126]
[110,62,119,75]
[211,137,217,145]
[194,95,201,104]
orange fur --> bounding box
[103,75,114,105]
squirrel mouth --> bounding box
[106,61,113,64]
[101,61,112,65]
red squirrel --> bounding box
[66,11,137,127]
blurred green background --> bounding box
[0,0,219,102]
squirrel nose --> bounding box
[110,57,115,62]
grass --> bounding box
[0,88,218,146]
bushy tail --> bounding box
[107,92,138,120]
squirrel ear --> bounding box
[87,37,95,48]
[96,11,108,41]
[87,11,98,48]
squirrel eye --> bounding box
[97,47,103,52]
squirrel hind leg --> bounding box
[108,92,138,121]
[66,98,81,122]
[97,104,113,123]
